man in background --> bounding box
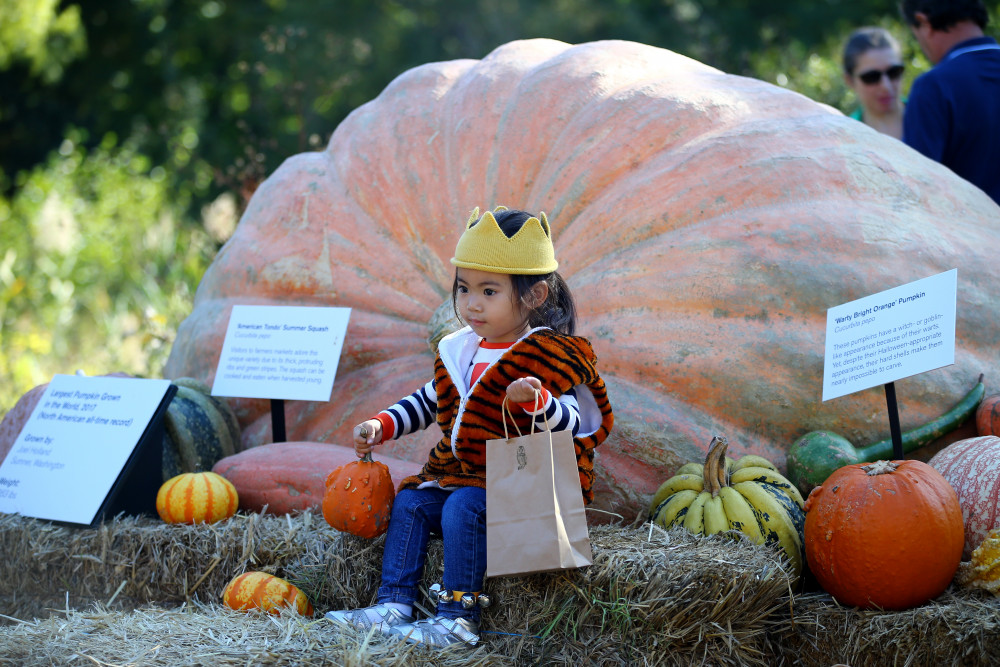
[900,0,1000,205]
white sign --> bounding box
[0,375,172,524]
[823,269,957,401]
[211,305,351,401]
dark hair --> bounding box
[452,208,577,335]
[900,0,989,30]
[843,27,902,75]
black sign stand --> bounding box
[87,383,178,527]
[271,398,286,443]
[883,382,904,459]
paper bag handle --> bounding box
[500,389,551,440]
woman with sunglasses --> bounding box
[843,27,906,138]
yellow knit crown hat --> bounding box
[450,206,558,275]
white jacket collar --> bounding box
[437,326,549,395]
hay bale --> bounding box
[8,511,996,665]
[478,525,792,664]
[775,587,1000,666]
[0,511,355,616]
[0,512,793,665]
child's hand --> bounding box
[353,419,382,457]
[506,376,542,405]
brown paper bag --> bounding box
[485,397,592,577]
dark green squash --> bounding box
[787,375,984,495]
[162,377,240,480]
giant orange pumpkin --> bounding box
[803,459,963,610]
[164,39,1000,520]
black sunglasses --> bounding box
[858,64,905,85]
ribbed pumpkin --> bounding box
[322,453,395,538]
[977,394,1000,437]
[222,571,313,615]
[649,436,806,577]
[803,459,963,610]
[162,377,240,481]
[928,435,1000,558]
[156,471,239,524]
[163,39,1000,520]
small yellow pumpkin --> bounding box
[222,571,313,615]
[956,529,1000,596]
[156,471,238,524]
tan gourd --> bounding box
[928,435,1000,558]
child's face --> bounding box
[455,268,530,343]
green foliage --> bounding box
[0,0,85,82]
[0,132,215,415]
[0,0,908,209]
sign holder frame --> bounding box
[883,382,904,458]
[271,398,286,443]
[81,383,177,527]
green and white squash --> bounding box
[650,435,806,578]
[162,377,240,480]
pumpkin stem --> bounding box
[703,436,730,497]
[361,452,373,463]
[861,460,899,476]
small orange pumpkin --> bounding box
[803,459,963,610]
[222,571,313,615]
[977,394,1000,437]
[322,453,395,538]
[156,471,238,524]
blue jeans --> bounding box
[377,486,487,622]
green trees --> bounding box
[3,1,922,205]
[0,131,216,411]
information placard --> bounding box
[211,305,351,401]
[823,269,957,401]
[0,375,173,525]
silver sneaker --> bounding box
[390,615,480,647]
[324,604,414,635]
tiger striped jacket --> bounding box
[396,326,614,504]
